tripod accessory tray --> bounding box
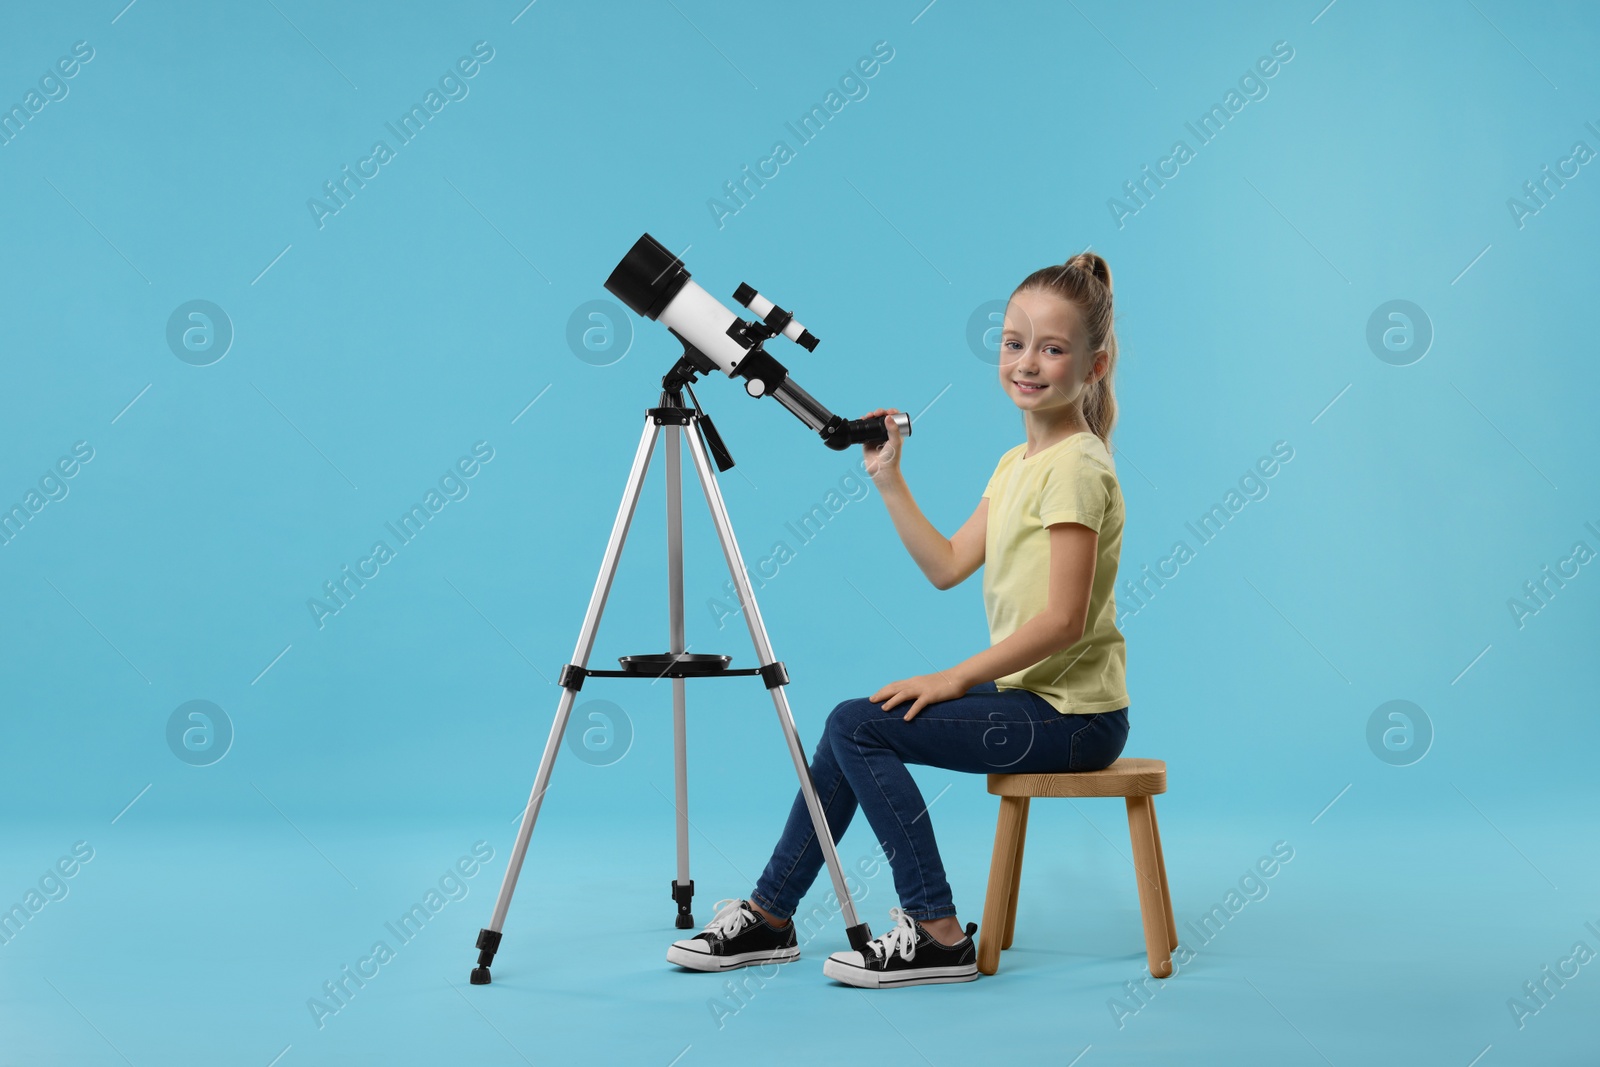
[558,654,789,691]
[620,653,731,677]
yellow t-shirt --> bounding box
[980,431,1129,715]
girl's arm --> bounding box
[873,521,1099,720]
[863,408,981,590]
[877,480,987,590]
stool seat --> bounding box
[987,757,1166,798]
[978,757,1176,978]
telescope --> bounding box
[604,233,912,454]
[467,234,904,985]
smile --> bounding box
[1013,380,1047,393]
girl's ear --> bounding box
[1088,347,1110,383]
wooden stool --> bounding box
[978,757,1176,977]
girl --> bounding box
[668,251,1130,988]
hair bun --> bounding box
[1065,252,1112,295]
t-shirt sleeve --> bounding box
[981,454,1008,499]
[1038,452,1113,532]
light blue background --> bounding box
[2,1,1597,1064]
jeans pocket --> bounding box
[1067,709,1129,772]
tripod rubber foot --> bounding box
[472,927,502,986]
[671,878,695,929]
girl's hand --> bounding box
[861,408,904,483]
[870,671,968,722]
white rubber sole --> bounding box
[822,954,979,988]
[667,942,801,972]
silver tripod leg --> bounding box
[680,417,872,951]
[471,414,660,984]
[665,425,694,928]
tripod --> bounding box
[470,355,875,984]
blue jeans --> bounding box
[750,681,1130,923]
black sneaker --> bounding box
[822,907,979,988]
[666,898,800,972]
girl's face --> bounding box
[998,288,1102,416]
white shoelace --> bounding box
[865,907,920,963]
[702,898,756,940]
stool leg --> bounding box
[1125,795,1173,979]
[1001,797,1030,949]
[979,795,1027,975]
[1149,797,1176,951]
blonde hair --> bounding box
[1013,252,1119,452]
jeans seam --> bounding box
[849,715,946,918]
[757,755,849,920]
[1067,714,1094,772]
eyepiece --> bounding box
[604,233,690,321]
